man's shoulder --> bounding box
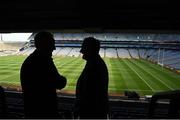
[22,53,39,66]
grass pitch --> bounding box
[0,55,180,96]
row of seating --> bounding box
[1,86,180,118]
[16,47,143,58]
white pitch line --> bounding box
[65,62,84,88]
[109,59,119,91]
[140,59,180,80]
[140,59,179,78]
[132,60,174,90]
[123,60,155,92]
[56,58,77,68]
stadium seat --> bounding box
[0,86,7,118]
[148,90,180,118]
[124,91,140,100]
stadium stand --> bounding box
[1,33,180,72]
[3,90,180,119]
[52,48,62,56]
[99,48,105,58]
[3,32,179,71]
[1,0,180,118]
[105,48,118,58]
[68,48,81,57]
[1,32,180,118]
[56,47,73,56]
[138,49,146,58]
[117,48,131,58]
[128,49,139,59]
[0,42,28,56]
[0,42,27,51]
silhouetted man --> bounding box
[75,37,109,119]
[20,31,67,118]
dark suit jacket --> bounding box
[75,55,109,118]
[20,50,66,118]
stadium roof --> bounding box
[0,0,178,33]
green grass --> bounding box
[0,55,180,96]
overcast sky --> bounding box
[0,33,32,41]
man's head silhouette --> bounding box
[80,37,100,60]
[34,31,55,54]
